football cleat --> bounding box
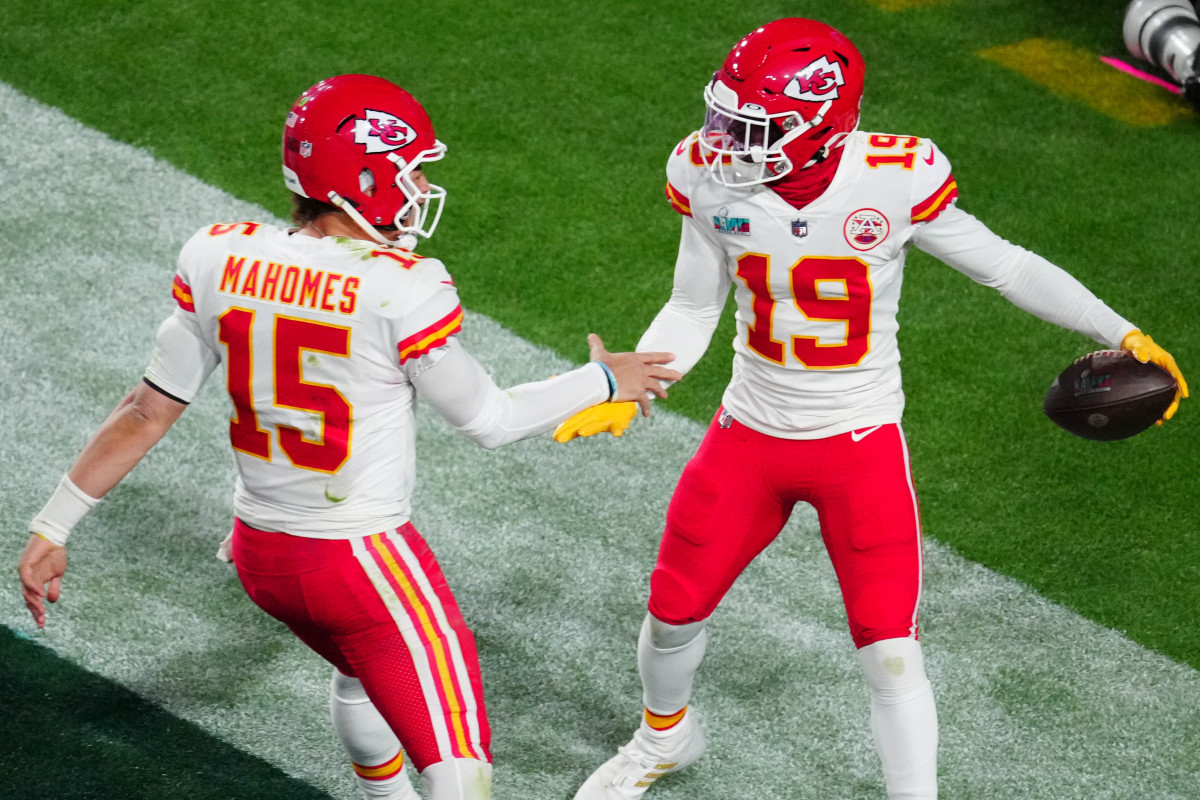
[574,711,706,800]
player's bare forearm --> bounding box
[67,381,186,498]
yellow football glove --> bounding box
[1121,329,1189,423]
[553,402,638,442]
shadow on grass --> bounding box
[0,625,333,800]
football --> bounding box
[1043,350,1177,441]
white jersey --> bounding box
[145,222,467,538]
[648,130,1134,439]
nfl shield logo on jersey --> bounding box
[791,219,808,239]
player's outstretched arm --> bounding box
[1122,330,1189,422]
[414,337,679,450]
[18,380,187,628]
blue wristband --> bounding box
[593,361,617,402]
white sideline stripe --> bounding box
[1,81,1198,800]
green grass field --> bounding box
[1,1,1198,797]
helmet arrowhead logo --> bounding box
[351,109,417,154]
[783,57,845,102]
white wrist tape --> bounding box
[28,475,100,546]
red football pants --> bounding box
[649,413,923,648]
[231,520,492,771]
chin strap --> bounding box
[326,192,419,251]
[327,191,391,245]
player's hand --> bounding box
[554,402,638,442]
[18,534,68,629]
[1121,330,1188,423]
[587,334,682,417]
[216,531,235,563]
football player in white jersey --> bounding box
[17,74,680,800]
[558,19,1188,800]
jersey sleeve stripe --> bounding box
[172,275,196,312]
[665,182,693,217]
[912,174,959,223]
[397,306,464,364]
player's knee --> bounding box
[857,637,929,697]
[648,566,713,624]
[331,667,370,704]
[643,612,707,651]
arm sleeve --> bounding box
[635,217,731,382]
[412,338,610,450]
[143,308,220,403]
[912,205,1136,348]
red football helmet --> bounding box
[282,74,447,246]
[699,19,865,186]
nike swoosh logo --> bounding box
[850,425,883,442]
[923,149,935,165]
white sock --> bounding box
[329,669,418,800]
[857,638,938,800]
[421,757,493,800]
[638,613,708,720]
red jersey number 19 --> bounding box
[735,254,872,370]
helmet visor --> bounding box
[701,106,774,154]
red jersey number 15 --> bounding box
[218,308,353,473]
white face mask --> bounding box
[697,79,834,187]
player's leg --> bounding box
[233,521,420,800]
[340,524,492,799]
[857,637,937,800]
[576,411,793,800]
[638,614,707,726]
[812,424,937,800]
[420,758,494,800]
[233,520,492,799]
[330,669,420,800]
